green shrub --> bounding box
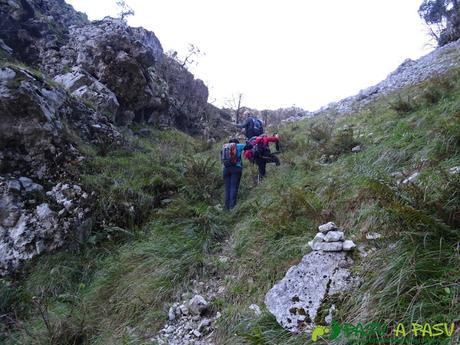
[182,156,222,202]
[389,96,417,114]
[307,121,334,144]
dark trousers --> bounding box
[255,153,280,179]
[223,166,242,210]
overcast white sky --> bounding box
[66,0,434,111]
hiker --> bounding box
[236,114,264,139]
[244,134,281,180]
[221,138,253,210]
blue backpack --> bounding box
[252,118,263,136]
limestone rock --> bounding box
[54,67,119,116]
[402,172,420,184]
[323,231,344,242]
[249,304,262,316]
[366,232,382,240]
[156,278,222,344]
[313,232,326,242]
[343,240,356,251]
[188,295,208,316]
[265,251,355,333]
[309,241,343,252]
[168,306,177,321]
[0,178,89,276]
[318,222,337,233]
[0,0,233,139]
[7,180,21,193]
[198,318,211,332]
[351,145,362,153]
[449,166,460,174]
[0,65,120,182]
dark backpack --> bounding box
[221,143,238,167]
[251,118,264,136]
[248,136,268,158]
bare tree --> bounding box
[235,93,243,124]
[225,93,243,124]
[166,44,204,69]
[116,0,135,21]
[262,110,269,127]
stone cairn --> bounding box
[308,222,356,252]
[265,222,358,334]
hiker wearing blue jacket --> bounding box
[221,139,252,210]
[236,115,264,140]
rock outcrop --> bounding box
[0,65,120,180]
[0,0,88,65]
[0,63,120,275]
[0,0,232,274]
[1,0,231,136]
[265,223,358,333]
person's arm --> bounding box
[264,136,279,143]
[236,118,250,128]
[263,136,281,152]
[237,143,253,151]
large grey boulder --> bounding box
[54,67,119,117]
[265,251,356,333]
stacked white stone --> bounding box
[308,222,356,252]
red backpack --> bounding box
[221,143,238,167]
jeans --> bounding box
[223,166,242,210]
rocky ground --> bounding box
[154,279,226,345]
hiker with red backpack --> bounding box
[236,114,264,139]
[221,138,253,210]
[244,134,281,180]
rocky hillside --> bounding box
[1,2,459,345]
[0,0,233,276]
[1,0,231,134]
[304,38,460,118]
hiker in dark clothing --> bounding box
[221,139,252,210]
[236,115,264,139]
[244,134,281,180]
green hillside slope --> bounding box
[1,71,459,345]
